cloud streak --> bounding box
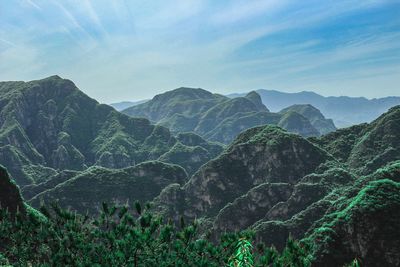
[0,0,398,102]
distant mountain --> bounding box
[279,104,336,135]
[122,88,334,143]
[229,89,400,128]
[0,76,222,186]
[110,100,148,111]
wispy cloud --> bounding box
[0,0,398,102]
[24,0,42,11]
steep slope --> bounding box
[29,161,187,214]
[194,95,268,135]
[0,77,223,188]
[158,132,224,176]
[279,104,336,135]
[311,105,400,174]
[0,76,179,185]
[155,125,331,221]
[122,88,327,144]
[277,111,320,137]
[306,163,400,266]
[0,165,25,215]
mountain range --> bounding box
[112,89,400,128]
[0,76,223,186]
[0,76,399,266]
[121,88,336,144]
[230,89,400,128]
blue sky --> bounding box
[0,0,399,103]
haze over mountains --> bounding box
[113,89,400,128]
[231,90,400,128]
[121,88,336,144]
[0,76,400,265]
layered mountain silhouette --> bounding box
[230,89,400,128]
[122,88,335,143]
[0,76,399,265]
[110,100,148,111]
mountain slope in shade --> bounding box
[0,165,25,215]
[29,161,187,214]
[235,89,400,128]
[123,88,332,143]
[158,132,224,176]
[306,163,400,266]
[155,125,331,220]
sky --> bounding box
[0,0,399,103]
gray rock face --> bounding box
[183,126,330,217]
[213,183,293,233]
[155,126,331,227]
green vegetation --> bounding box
[0,77,223,186]
[310,106,400,174]
[1,77,400,265]
[123,88,333,144]
[28,161,188,215]
[0,203,311,266]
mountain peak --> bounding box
[245,91,269,111]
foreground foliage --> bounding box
[0,203,312,267]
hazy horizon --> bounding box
[1,0,399,103]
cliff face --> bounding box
[183,126,330,217]
[0,166,25,215]
[307,164,400,267]
[155,125,331,222]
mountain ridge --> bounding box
[122,87,335,143]
[230,89,400,127]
